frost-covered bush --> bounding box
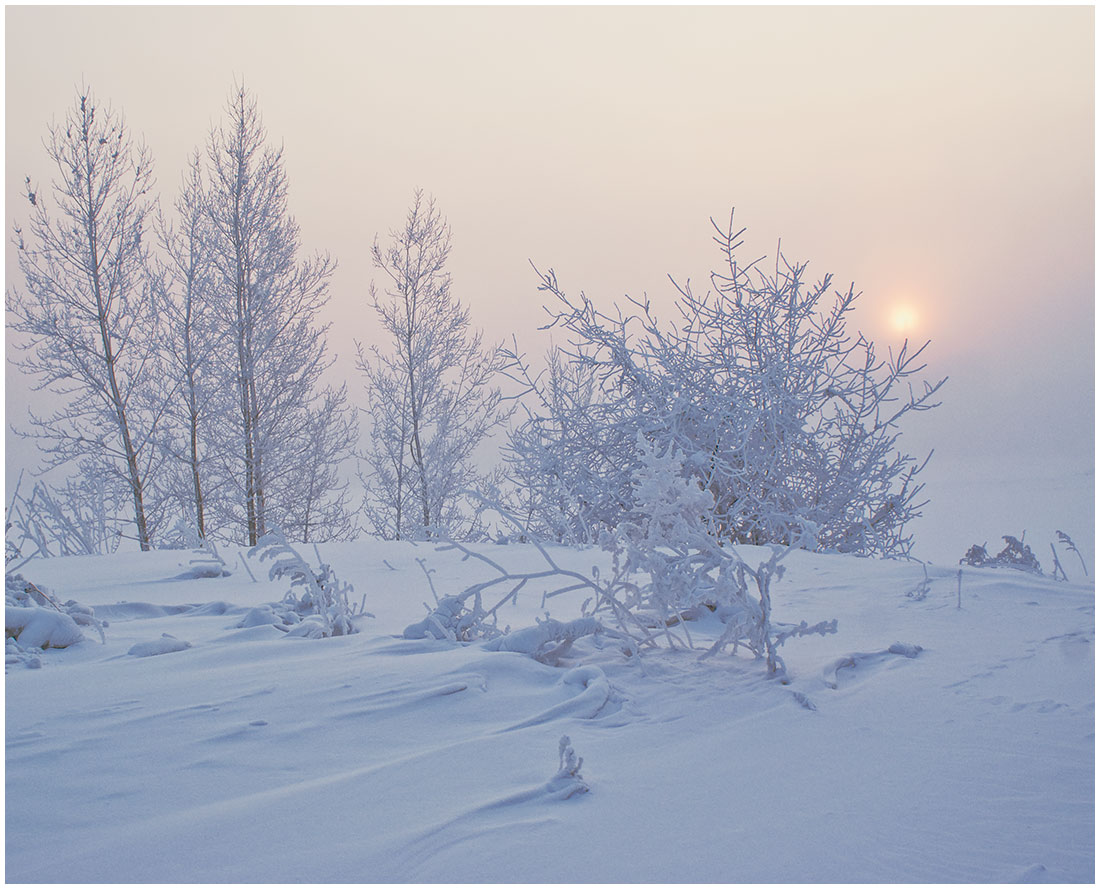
[602,439,836,672]
[503,349,637,544]
[403,555,524,643]
[248,529,362,637]
[418,439,835,675]
[960,536,1043,575]
[6,475,123,568]
[161,519,231,578]
[507,210,944,557]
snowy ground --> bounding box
[5,540,1094,883]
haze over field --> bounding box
[5,5,1094,564]
[4,9,1095,883]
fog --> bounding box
[5,5,1093,564]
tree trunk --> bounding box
[83,148,151,551]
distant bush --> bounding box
[960,536,1043,575]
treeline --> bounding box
[8,84,944,559]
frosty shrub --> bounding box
[960,536,1043,575]
[503,348,636,544]
[507,210,945,557]
[417,437,835,675]
[248,529,361,637]
[606,438,836,673]
[7,476,123,566]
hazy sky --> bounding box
[5,5,1094,563]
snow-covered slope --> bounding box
[6,542,1094,882]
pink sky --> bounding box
[5,5,1094,562]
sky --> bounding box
[4,5,1095,564]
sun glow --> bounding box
[889,304,919,336]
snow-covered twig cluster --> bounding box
[960,536,1043,575]
[1056,530,1088,578]
[6,475,121,570]
[545,735,588,799]
[409,450,836,674]
[248,529,363,637]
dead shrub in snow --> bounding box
[960,536,1043,575]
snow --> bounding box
[5,540,1094,882]
[5,605,84,649]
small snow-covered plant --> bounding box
[162,518,230,579]
[248,529,359,637]
[402,557,503,642]
[160,516,203,550]
[6,476,122,565]
[960,536,1043,575]
[905,563,931,600]
[1050,545,1069,582]
[959,543,990,568]
[545,735,588,799]
[1056,530,1088,578]
[995,536,1043,574]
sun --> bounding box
[889,303,919,336]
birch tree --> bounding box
[358,191,509,539]
[8,88,160,550]
[153,151,227,539]
[202,85,352,545]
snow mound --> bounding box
[235,606,284,628]
[128,635,192,657]
[6,605,85,649]
[4,543,1093,883]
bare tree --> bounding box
[358,191,509,539]
[152,151,228,540]
[8,87,160,550]
[201,84,351,545]
[269,386,358,543]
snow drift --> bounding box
[5,541,1094,882]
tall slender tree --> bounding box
[153,151,226,539]
[8,87,160,550]
[358,191,509,539]
[201,85,352,544]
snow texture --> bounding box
[4,542,1094,883]
[128,635,193,657]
